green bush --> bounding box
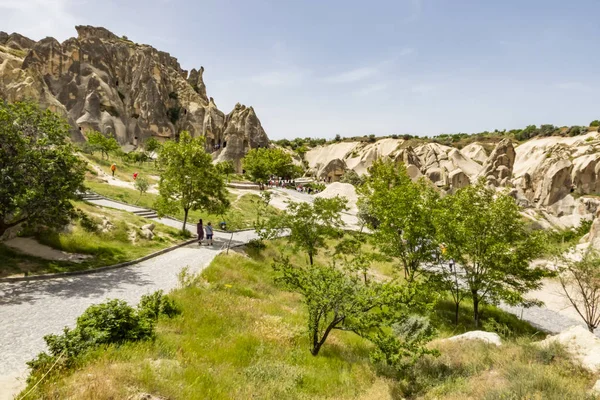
[27,294,179,380]
[76,209,99,233]
[590,120,600,127]
[138,290,180,320]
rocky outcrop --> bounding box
[477,139,515,186]
[317,158,347,182]
[0,26,269,166]
[461,143,488,164]
[449,169,470,191]
[215,103,269,171]
[539,326,600,373]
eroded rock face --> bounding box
[477,139,515,185]
[0,25,269,164]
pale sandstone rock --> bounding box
[540,325,600,373]
[0,25,269,165]
[446,331,502,347]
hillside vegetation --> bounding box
[0,201,186,277]
[19,239,596,399]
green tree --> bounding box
[558,249,600,332]
[263,197,347,265]
[143,137,161,156]
[0,102,86,237]
[434,181,547,327]
[86,131,120,160]
[339,169,365,186]
[274,256,435,365]
[358,159,439,282]
[134,176,150,205]
[155,131,230,232]
[590,120,600,127]
[216,160,235,182]
[242,147,299,187]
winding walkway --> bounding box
[0,196,258,398]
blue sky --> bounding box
[1,0,599,139]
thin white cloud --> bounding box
[251,69,307,87]
[324,67,379,84]
[355,82,389,96]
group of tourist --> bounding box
[196,219,214,246]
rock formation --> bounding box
[303,130,600,229]
[476,139,515,186]
[0,26,269,168]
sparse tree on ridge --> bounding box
[0,101,86,237]
[155,131,229,232]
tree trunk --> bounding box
[182,208,189,233]
[472,291,480,328]
[454,301,460,325]
[309,251,314,266]
[311,318,341,356]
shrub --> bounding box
[138,290,180,320]
[27,295,179,379]
[590,120,600,127]
[76,209,99,233]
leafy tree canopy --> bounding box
[433,181,547,327]
[261,197,347,265]
[86,130,120,160]
[358,159,439,282]
[242,147,300,184]
[0,101,85,237]
[155,131,229,231]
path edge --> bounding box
[0,238,198,283]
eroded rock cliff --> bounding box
[0,25,269,165]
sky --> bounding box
[1,0,600,140]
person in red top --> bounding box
[133,172,138,180]
[110,163,116,177]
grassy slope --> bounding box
[86,179,275,231]
[84,158,275,231]
[21,239,595,399]
[0,201,186,277]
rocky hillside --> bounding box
[305,132,600,229]
[0,26,269,169]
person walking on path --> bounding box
[111,163,117,177]
[205,222,214,246]
[196,219,204,245]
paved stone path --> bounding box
[0,196,259,398]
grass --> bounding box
[85,180,278,231]
[80,153,161,184]
[0,201,187,277]
[20,239,597,399]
